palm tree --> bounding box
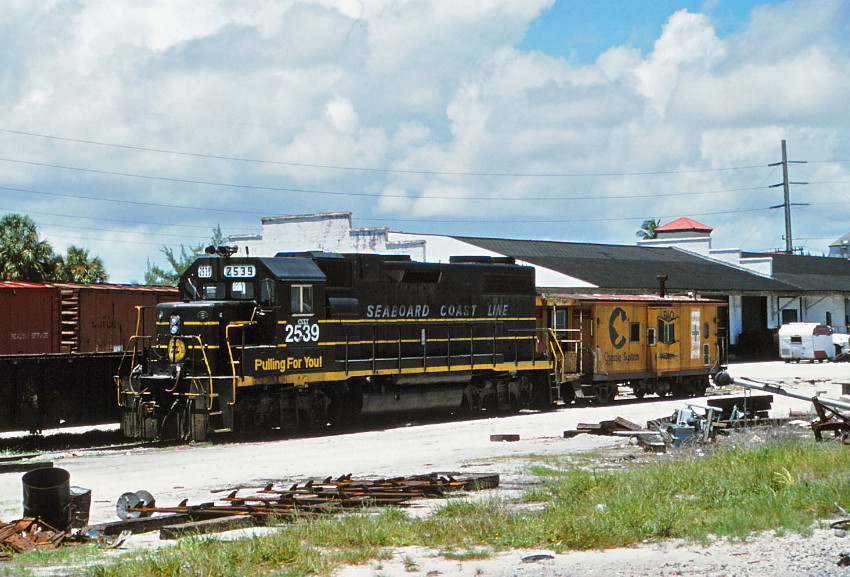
[54,246,108,283]
[636,218,661,240]
[0,214,56,281]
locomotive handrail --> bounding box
[119,305,154,378]
[225,321,256,407]
[187,334,216,409]
[547,328,566,382]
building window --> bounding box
[826,311,833,327]
[291,285,314,315]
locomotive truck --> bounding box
[116,249,725,441]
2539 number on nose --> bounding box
[285,320,320,343]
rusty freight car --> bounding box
[540,294,724,403]
[0,282,178,433]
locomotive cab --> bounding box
[117,251,327,440]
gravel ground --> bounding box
[3,360,850,576]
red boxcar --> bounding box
[54,284,179,353]
[0,282,62,355]
[0,282,179,432]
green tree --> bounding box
[0,214,57,281]
[54,246,108,283]
[144,225,224,286]
[636,218,661,240]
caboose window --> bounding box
[553,309,567,332]
[658,319,676,345]
[629,322,641,343]
[291,285,314,315]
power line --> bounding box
[0,205,216,231]
[0,127,770,178]
[0,158,770,201]
[0,182,784,226]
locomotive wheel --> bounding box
[633,389,646,399]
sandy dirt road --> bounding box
[1,360,848,575]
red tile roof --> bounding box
[655,217,713,232]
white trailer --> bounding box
[778,322,834,362]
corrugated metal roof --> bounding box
[742,252,850,291]
[454,237,795,292]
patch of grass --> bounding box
[440,548,493,561]
[522,438,850,549]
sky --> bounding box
[2,0,850,283]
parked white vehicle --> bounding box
[778,322,834,362]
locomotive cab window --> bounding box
[203,283,226,300]
[291,284,314,315]
[259,279,275,308]
[231,281,254,300]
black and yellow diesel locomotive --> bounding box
[117,250,553,440]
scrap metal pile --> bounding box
[88,472,499,540]
[714,370,850,442]
[563,393,778,452]
[0,517,67,559]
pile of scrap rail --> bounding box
[564,417,668,452]
[86,472,499,540]
[0,517,67,559]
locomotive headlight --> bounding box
[169,315,181,334]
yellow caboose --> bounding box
[538,294,724,403]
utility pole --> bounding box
[769,140,807,254]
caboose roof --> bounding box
[541,293,724,306]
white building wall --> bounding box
[637,236,712,255]
[783,295,850,333]
[728,294,743,347]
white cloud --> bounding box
[1,0,850,280]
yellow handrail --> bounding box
[547,328,566,382]
[225,322,256,406]
[186,335,216,409]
